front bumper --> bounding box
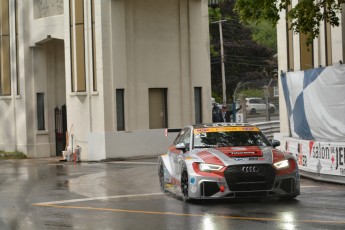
[188,164,300,199]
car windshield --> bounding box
[193,126,271,148]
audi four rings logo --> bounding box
[242,166,259,173]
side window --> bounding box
[181,128,191,145]
[174,128,187,145]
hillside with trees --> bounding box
[210,0,277,103]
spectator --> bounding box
[212,104,221,122]
[213,105,242,122]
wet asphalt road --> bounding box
[1,157,345,230]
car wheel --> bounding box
[158,162,166,193]
[250,108,256,115]
[181,165,189,201]
[280,195,298,201]
[269,107,275,114]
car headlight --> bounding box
[273,160,289,169]
[199,163,223,172]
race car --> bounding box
[158,123,300,200]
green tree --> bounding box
[248,21,277,52]
[234,0,344,45]
[210,0,277,102]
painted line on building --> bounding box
[32,193,163,205]
[32,203,345,225]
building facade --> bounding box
[0,0,212,160]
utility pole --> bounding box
[212,20,227,105]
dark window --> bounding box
[116,89,125,131]
[37,93,45,130]
[149,88,168,129]
[194,87,202,124]
[193,131,271,148]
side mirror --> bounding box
[176,143,190,152]
[176,143,186,151]
[271,139,281,148]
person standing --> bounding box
[220,105,230,122]
[212,105,221,122]
[214,105,242,122]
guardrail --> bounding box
[253,121,280,140]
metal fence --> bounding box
[253,121,280,140]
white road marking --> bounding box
[107,161,158,165]
[33,193,163,206]
[300,186,321,188]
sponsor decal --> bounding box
[231,147,247,150]
[233,158,246,161]
[194,126,259,134]
[224,147,263,157]
[312,144,331,160]
[190,177,196,185]
[279,138,345,176]
[335,146,345,170]
[228,151,256,155]
[248,157,266,161]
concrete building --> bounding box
[276,2,345,136]
[0,0,212,160]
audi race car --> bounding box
[158,123,300,200]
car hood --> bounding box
[191,146,277,166]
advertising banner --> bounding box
[276,137,345,177]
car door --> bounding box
[168,127,191,180]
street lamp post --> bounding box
[264,78,273,121]
[212,20,227,105]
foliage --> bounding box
[209,7,222,57]
[209,7,222,22]
[210,0,277,102]
[212,91,222,103]
[0,151,26,160]
[234,0,344,45]
[247,21,277,52]
[236,88,264,99]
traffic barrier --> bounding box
[253,121,280,140]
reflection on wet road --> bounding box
[1,158,345,230]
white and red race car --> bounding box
[158,123,300,200]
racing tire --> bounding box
[250,108,256,115]
[158,162,167,193]
[181,164,189,201]
[280,195,298,201]
[269,107,275,114]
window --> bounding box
[194,87,202,124]
[273,86,279,97]
[0,0,11,96]
[37,93,45,130]
[286,6,294,71]
[70,0,86,92]
[300,32,313,70]
[116,89,125,131]
[91,0,97,91]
